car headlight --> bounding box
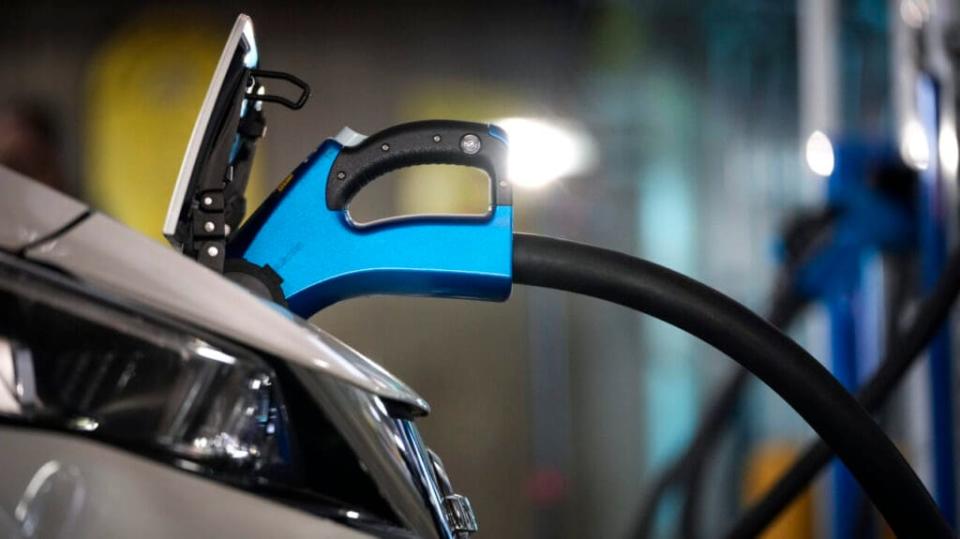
[0,261,286,470]
[0,254,470,538]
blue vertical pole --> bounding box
[916,74,956,529]
[828,292,861,539]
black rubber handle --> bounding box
[325,120,511,210]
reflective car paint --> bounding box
[0,426,371,539]
[0,167,87,251]
[24,211,429,413]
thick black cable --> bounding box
[512,233,952,539]
[677,445,707,539]
[682,254,910,539]
[680,296,809,539]
[639,208,839,539]
[651,239,913,539]
[723,247,960,538]
[677,292,805,539]
[629,372,748,539]
[628,292,804,539]
[637,370,750,539]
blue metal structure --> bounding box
[790,144,915,301]
[228,124,514,317]
[827,293,863,539]
[916,73,956,529]
[789,140,916,538]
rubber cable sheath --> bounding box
[723,247,960,538]
[512,233,951,539]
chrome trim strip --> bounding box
[291,367,447,539]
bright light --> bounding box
[193,342,236,365]
[939,122,959,176]
[495,117,593,188]
[902,119,931,171]
[345,511,360,520]
[805,130,835,177]
[242,19,259,67]
[69,417,99,432]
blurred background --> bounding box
[2,1,958,538]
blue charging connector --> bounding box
[227,120,514,317]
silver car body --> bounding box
[1,166,427,412]
[0,166,463,538]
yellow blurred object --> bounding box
[743,443,816,539]
[86,13,262,240]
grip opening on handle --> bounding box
[325,120,511,211]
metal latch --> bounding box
[441,494,478,535]
[428,449,478,536]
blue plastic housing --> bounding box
[229,139,513,316]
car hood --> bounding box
[0,166,429,413]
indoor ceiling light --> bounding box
[494,117,594,188]
[805,130,835,177]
